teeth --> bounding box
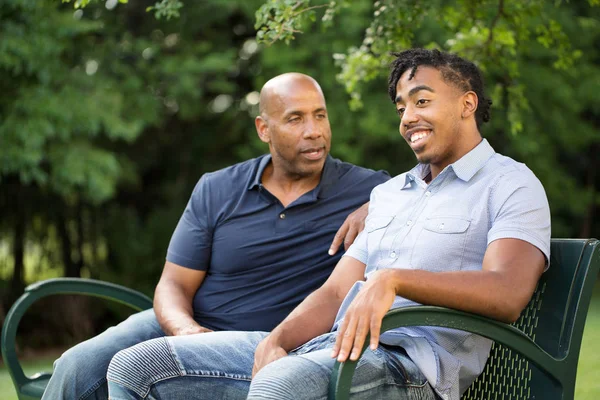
[410,130,430,143]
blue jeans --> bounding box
[42,309,165,400]
[107,331,437,400]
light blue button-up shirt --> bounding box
[338,139,551,400]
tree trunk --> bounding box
[580,144,598,239]
[74,199,85,276]
[57,205,78,277]
[11,203,26,294]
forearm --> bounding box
[268,286,344,351]
[389,268,536,323]
[154,281,200,335]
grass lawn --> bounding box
[2,286,600,399]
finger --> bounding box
[369,316,383,351]
[331,317,351,358]
[329,222,349,255]
[343,225,359,250]
[350,316,369,361]
[337,316,360,362]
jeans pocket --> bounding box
[291,332,336,355]
[382,345,428,387]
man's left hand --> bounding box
[330,269,396,362]
[329,202,369,255]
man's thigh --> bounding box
[107,330,269,399]
[42,309,164,400]
[249,333,435,400]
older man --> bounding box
[42,73,389,400]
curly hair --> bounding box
[388,48,492,128]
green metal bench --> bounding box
[1,278,153,400]
[329,238,600,400]
[2,239,599,399]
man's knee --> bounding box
[248,356,329,400]
[107,338,181,398]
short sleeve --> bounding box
[166,176,213,270]
[487,170,551,266]
[344,188,379,264]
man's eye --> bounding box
[416,99,429,105]
[289,117,300,123]
[316,114,327,120]
[396,108,405,116]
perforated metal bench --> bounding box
[330,239,600,400]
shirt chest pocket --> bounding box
[410,216,471,272]
[365,215,394,252]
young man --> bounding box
[41,73,389,400]
[107,49,550,400]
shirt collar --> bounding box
[247,154,273,190]
[402,164,430,190]
[247,154,336,199]
[449,138,495,182]
[402,138,495,188]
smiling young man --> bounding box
[107,50,551,400]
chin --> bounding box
[414,151,432,164]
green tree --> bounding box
[255,0,600,239]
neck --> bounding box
[261,162,322,207]
[429,133,482,181]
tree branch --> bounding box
[486,0,506,48]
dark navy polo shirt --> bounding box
[166,154,389,332]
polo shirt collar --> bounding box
[248,154,272,190]
[247,154,336,199]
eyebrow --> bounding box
[395,85,435,103]
[283,107,327,118]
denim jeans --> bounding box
[42,309,165,400]
[107,331,438,400]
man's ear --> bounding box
[255,116,270,143]
[461,91,478,119]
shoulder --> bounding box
[201,156,264,185]
[326,156,390,185]
[190,156,266,202]
[485,153,545,194]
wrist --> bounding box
[376,268,402,294]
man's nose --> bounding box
[303,118,323,139]
[402,105,419,130]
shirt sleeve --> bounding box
[487,169,551,266]
[344,188,380,264]
[166,176,213,270]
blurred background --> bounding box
[0,0,599,398]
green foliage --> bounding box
[146,0,183,20]
[0,0,598,341]
[255,0,594,134]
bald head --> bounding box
[259,73,325,118]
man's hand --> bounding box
[171,322,213,336]
[252,336,288,377]
[330,269,396,362]
[329,202,369,255]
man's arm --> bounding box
[154,261,211,336]
[252,255,367,376]
[331,238,545,362]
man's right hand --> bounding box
[252,336,288,377]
